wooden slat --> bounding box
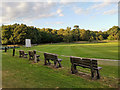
[44,53,58,61]
[70,56,82,63]
[70,56,99,70]
[81,62,91,66]
[78,64,91,68]
[70,56,99,69]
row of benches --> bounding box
[19,50,40,63]
[19,50,102,79]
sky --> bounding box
[0,0,119,31]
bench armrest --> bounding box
[97,67,102,70]
[24,53,28,55]
[58,59,62,62]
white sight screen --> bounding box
[25,39,31,47]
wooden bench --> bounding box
[19,50,28,58]
[28,50,40,62]
[44,53,62,68]
[70,56,102,79]
[28,51,34,60]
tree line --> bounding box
[1,23,120,45]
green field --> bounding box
[2,41,119,88]
[18,41,118,60]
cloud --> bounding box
[0,1,118,24]
[73,0,117,16]
[73,7,89,15]
[88,1,112,10]
[103,9,118,15]
[56,8,64,16]
[55,22,64,24]
[46,21,64,25]
[0,2,64,24]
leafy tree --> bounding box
[107,35,114,40]
[63,27,72,42]
[74,25,79,29]
[1,24,120,44]
[80,29,88,41]
[89,36,94,42]
[98,35,104,41]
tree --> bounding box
[57,28,65,42]
[106,26,120,40]
[72,25,80,41]
[74,25,79,29]
[80,29,88,41]
[63,27,72,42]
[98,35,104,41]
[1,23,120,44]
[107,35,114,40]
[89,36,94,42]
[2,25,13,44]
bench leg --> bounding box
[48,60,51,65]
[34,54,37,63]
[96,70,100,79]
[30,57,32,60]
[19,55,21,58]
[54,61,56,66]
[91,69,95,79]
[44,59,47,65]
[54,61,58,68]
[22,55,24,58]
[29,56,32,60]
[71,64,77,74]
[58,61,62,67]
[37,57,40,62]
[74,65,77,73]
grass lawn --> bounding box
[17,41,118,60]
[2,41,119,88]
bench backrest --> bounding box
[28,51,34,56]
[44,53,58,61]
[19,50,24,55]
[70,56,98,69]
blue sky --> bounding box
[1,1,118,31]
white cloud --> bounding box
[103,9,118,15]
[59,13,64,16]
[73,6,89,15]
[73,0,117,16]
[0,1,118,24]
[0,2,64,24]
[46,21,64,24]
[88,1,112,10]
[55,22,64,24]
[59,0,73,4]
[56,8,64,16]
[57,9,62,13]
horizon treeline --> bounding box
[1,23,120,45]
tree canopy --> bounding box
[1,23,119,44]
